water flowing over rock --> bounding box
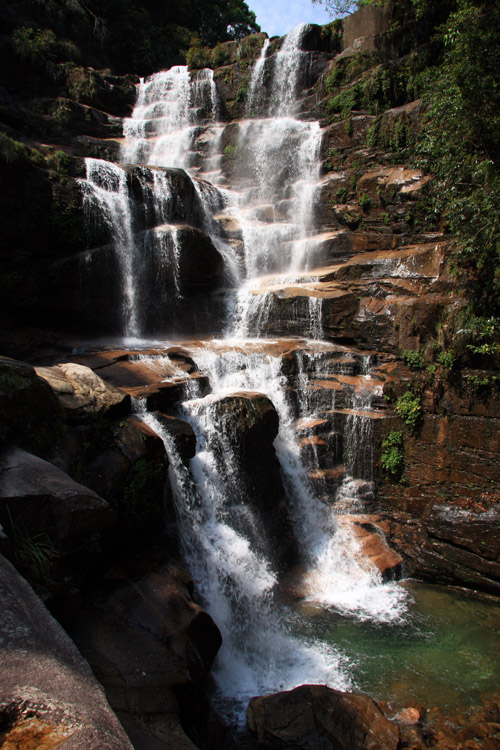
[59,23,412,722]
[4,9,500,749]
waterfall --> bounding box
[80,159,139,337]
[246,38,270,114]
[80,24,409,720]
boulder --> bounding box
[0,356,64,458]
[205,392,296,569]
[35,363,130,420]
[151,412,196,462]
[70,561,222,749]
[247,684,399,749]
[0,553,132,749]
[0,448,114,551]
[208,391,279,455]
[348,515,403,581]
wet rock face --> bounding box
[0,554,133,749]
[209,392,279,455]
[247,684,400,750]
[204,392,296,568]
[382,500,500,596]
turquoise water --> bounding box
[294,581,500,710]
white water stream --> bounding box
[81,24,408,719]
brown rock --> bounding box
[247,684,400,749]
[71,561,221,749]
[348,515,403,581]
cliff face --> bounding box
[1,5,500,749]
[1,0,499,620]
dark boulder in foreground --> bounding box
[0,554,132,749]
[247,684,400,749]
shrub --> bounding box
[396,390,422,431]
[186,44,212,70]
[0,132,28,163]
[336,187,348,203]
[402,349,425,370]
[212,43,232,68]
[381,430,404,478]
[436,349,456,370]
[359,192,371,212]
[46,149,70,174]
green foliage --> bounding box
[396,390,422,430]
[46,149,70,174]
[465,373,496,389]
[186,43,213,70]
[326,52,380,92]
[0,132,29,164]
[237,34,265,60]
[359,192,371,211]
[381,430,404,478]
[212,43,232,68]
[336,187,348,203]
[3,0,260,78]
[5,508,56,585]
[236,72,250,101]
[414,1,500,316]
[436,349,456,370]
[402,349,425,370]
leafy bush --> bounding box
[186,44,212,70]
[396,390,422,431]
[359,192,371,211]
[381,430,404,478]
[212,43,232,68]
[403,349,425,370]
[436,349,456,370]
[0,132,29,163]
[46,149,70,174]
[414,1,500,317]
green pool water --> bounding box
[295,581,500,710]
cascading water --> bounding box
[82,23,409,720]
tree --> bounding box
[311,0,361,16]
[311,0,382,17]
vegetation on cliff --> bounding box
[0,0,260,85]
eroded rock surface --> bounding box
[0,554,132,749]
[247,684,400,750]
[70,559,222,749]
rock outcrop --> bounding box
[247,684,400,749]
[0,448,114,553]
[70,558,222,749]
[0,553,133,749]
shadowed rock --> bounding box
[247,684,399,749]
[0,554,132,749]
[0,448,114,552]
